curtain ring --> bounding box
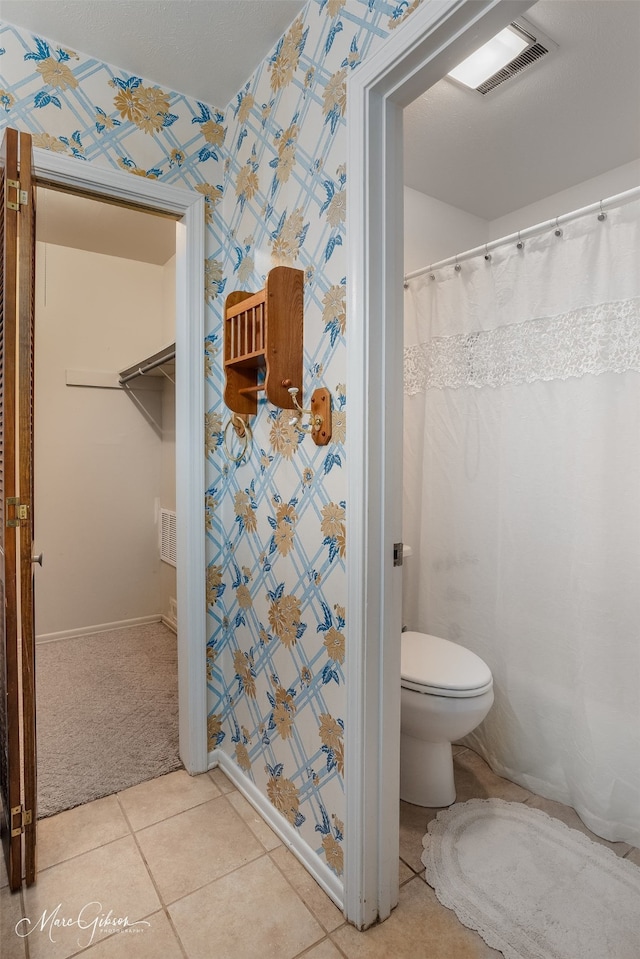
[223,415,252,463]
[454,256,461,272]
[403,278,409,289]
[597,200,607,222]
[554,217,563,237]
[484,244,491,262]
[516,231,524,250]
[429,265,435,281]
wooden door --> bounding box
[18,129,37,886]
[0,127,37,890]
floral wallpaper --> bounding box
[0,0,423,888]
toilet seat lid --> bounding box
[401,631,492,697]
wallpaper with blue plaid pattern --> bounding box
[0,0,423,883]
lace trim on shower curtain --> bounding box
[404,297,640,394]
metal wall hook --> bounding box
[288,387,332,445]
[288,387,314,435]
[288,386,312,419]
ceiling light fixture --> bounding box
[448,24,530,89]
[446,19,558,95]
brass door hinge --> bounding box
[6,178,28,212]
[6,497,29,527]
[11,804,33,837]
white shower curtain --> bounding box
[403,197,640,845]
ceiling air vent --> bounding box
[448,18,558,96]
[476,40,550,95]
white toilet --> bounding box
[400,631,494,807]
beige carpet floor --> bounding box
[36,622,182,818]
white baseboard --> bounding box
[36,614,163,644]
[209,749,344,911]
[161,614,178,634]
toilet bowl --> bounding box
[400,631,493,807]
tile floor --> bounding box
[2,751,639,959]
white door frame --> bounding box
[33,149,207,775]
[345,0,532,928]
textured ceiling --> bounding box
[403,0,640,219]
[5,0,639,234]
[0,0,306,109]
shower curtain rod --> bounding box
[404,185,640,284]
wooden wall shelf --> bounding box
[223,266,303,416]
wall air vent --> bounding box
[160,508,177,567]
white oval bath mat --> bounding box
[422,798,640,959]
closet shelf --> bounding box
[119,343,175,386]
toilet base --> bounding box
[400,735,456,807]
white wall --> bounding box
[404,159,640,277]
[34,242,174,637]
[161,254,176,344]
[403,185,488,273]
[488,159,640,240]
[160,380,177,625]
[159,254,177,625]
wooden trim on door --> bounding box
[0,126,23,891]
[18,130,37,884]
